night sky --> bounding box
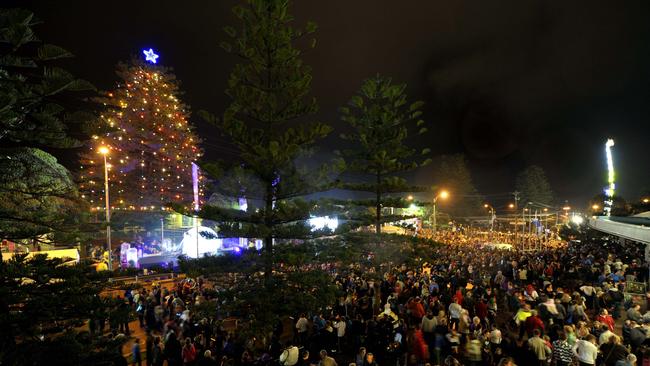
[8,0,650,207]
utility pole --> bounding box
[432,190,449,235]
[513,191,520,247]
[98,147,112,271]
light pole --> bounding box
[522,207,527,236]
[98,146,112,271]
[484,204,495,231]
[432,190,449,234]
[562,205,571,224]
[543,207,549,243]
[508,203,517,245]
[522,206,529,251]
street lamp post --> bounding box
[98,146,112,271]
[508,203,518,245]
[522,205,530,251]
[543,208,549,243]
[432,190,449,234]
[490,207,495,232]
[484,204,495,231]
[562,205,571,224]
[522,207,526,238]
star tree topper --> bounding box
[143,48,159,64]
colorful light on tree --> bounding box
[192,162,200,212]
[79,56,203,211]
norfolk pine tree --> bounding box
[433,154,483,217]
[0,10,120,364]
[79,60,203,211]
[339,76,431,233]
[198,0,340,279]
[0,9,98,244]
[516,165,554,206]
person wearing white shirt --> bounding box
[599,325,615,346]
[573,335,598,366]
[295,314,309,345]
[279,345,299,366]
[489,324,502,345]
[448,300,463,329]
[421,311,437,334]
[333,316,347,352]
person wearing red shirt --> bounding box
[453,289,464,306]
[182,338,196,365]
[412,324,429,363]
[408,297,426,323]
[525,310,545,337]
[476,299,488,323]
[596,309,615,332]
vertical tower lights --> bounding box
[604,138,615,216]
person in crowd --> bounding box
[362,352,378,366]
[628,304,643,323]
[165,330,182,366]
[319,350,337,366]
[355,347,366,366]
[573,334,598,366]
[465,334,483,366]
[616,354,638,366]
[198,350,216,366]
[528,329,551,366]
[597,308,616,331]
[552,331,574,366]
[297,350,311,366]
[576,321,591,339]
[106,231,650,366]
[131,338,142,366]
[497,357,517,366]
[524,310,545,337]
[514,304,532,339]
[600,335,629,366]
[296,313,310,346]
[448,300,462,330]
[145,331,154,366]
[333,315,347,352]
[446,328,461,356]
[421,310,437,349]
[182,337,197,365]
[599,324,616,345]
[151,336,164,366]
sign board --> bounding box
[1,248,80,264]
[626,282,646,294]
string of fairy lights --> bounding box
[79,49,204,212]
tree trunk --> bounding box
[375,173,381,234]
[264,182,274,285]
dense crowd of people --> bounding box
[104,230,650,366]
[430,229,566,250]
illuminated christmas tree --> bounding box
[80,50,203,211]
